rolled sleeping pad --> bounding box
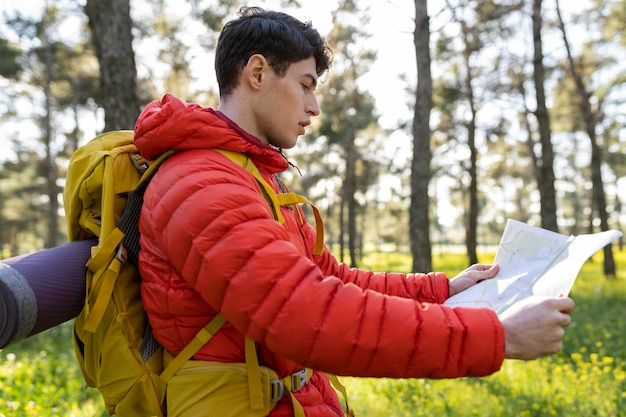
[0,238,95,348]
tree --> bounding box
[0,145,51,255]
[0,37,23,255]
[314,0,379,268]
[85,0,139,130]
[0,37,21,78]
[531,0,558,232]
[444,0,482,265]
[41,6,58,248]
[510,70,544,225]
[3,4,99,249]
[437,0,524,265]
[410,0,433,272]
[555,0,617,277]
[550,75,591,236]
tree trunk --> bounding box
[345,125,358,268]
[410,0,433,273]
[532,0,559,232]
[466,125,478,266]
[590,138,615,276]
[43,16,58,249]
[460,20,478,266]
[556,0,616,277]
[339,188,345,264]
[85,0,140,131]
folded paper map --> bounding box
[443,219,623,317]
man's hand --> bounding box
[448,263,499,297]
[500,296,575,360]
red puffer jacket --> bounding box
[134,94,505,417]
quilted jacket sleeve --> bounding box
[313,246,450,303]
[141,150,504,380]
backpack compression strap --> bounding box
[159,313,227,382]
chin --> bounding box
[271,138,298,149]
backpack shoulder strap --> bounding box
[214,149,324,255]
[118,149,177,265]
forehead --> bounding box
[287,57,318,79]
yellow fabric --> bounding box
[64,131,140,241]
[245,337,265,410]
[72,258,166,417]
[164,349,310,417]
[65,131,166,416]
[165,359,277,417]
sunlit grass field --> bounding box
[1,248,625,416]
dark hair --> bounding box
[215,6,333,98]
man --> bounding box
[133,7,574,417]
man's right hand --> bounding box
[500,296,575,360]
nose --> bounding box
[306,95,320,117]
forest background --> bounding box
[0,0,625,274]
[1,0,626,276]
[1,0,626,416]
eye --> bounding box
[302,83,311,91]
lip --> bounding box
[298,121,310,135]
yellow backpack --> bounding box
[63,130,349,417]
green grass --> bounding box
[1,249,625,416]
[0,325,105,417]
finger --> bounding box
[560,313,572,327]
[557,297,575,313]
[541,297,575,314]
[473,263,495,271]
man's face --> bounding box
[254,57,321,149]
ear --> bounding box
[243,54,269,90]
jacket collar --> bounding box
[134,93,289,175]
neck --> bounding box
[218,94,268,146]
